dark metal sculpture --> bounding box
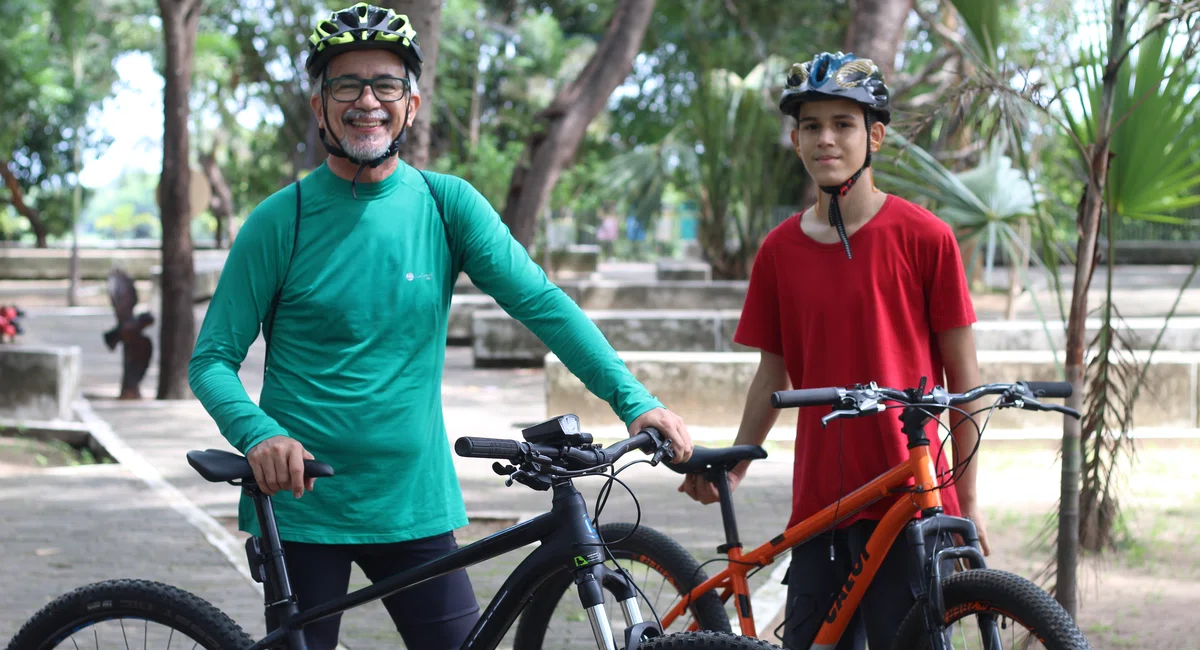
[103,268,154,400]
[0,305,23,343]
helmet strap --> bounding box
[817,111,875,260]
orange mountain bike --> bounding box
[515,379,1092,650]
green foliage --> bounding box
[0,0,121,242]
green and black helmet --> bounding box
[779,52,890,125]
[305,2,423,80]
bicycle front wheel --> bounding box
[637,631,781,648]
[5,579,255,650]
[514,522,731,650]
[890,569,1091,650]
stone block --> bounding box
[472,310,731,367]
[972,317,1200,351]
[546,245,601,279]
[0,345,81,421]
[448,294,499,345]
[656,260,713,282]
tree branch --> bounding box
[892,50,957,97]
[722,0,767,61]
[1107,2,1200,75]
[0,160,40,220]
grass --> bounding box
[0,434,113,468]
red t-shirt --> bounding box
[734,194,976,528]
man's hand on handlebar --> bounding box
[630,407,694,463]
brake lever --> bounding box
[1007,395,1082,420]
[821,409,859,427]
[1046,403,1082,419]
[820,401,886,428]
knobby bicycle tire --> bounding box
[513,522,732,649]
[637,631,782,649]
[889,569,1091,650]
[5,579,254,650]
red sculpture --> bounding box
[103,269,154,400]
[0,305,23,343]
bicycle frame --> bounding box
[246,476,649,650]
[662,425,988,648]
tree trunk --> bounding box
[500,0,657,249]
[199,146,235,249]
[1058,0,1129,617]
[0,159,49,248]
[379,0,442,170]
[843,0,914,78]
[156,0,202,400]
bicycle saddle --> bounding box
[665,445,768,475]
[186,448,335,483]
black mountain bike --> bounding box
[5,417,774,650]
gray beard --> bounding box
[340,133,392,162]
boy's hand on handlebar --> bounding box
[247,435,318,498]
[630,408,693,463]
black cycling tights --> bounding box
[264,532,480,650]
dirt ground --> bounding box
[974,439,1200,650]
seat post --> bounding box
[707,469,742,553]
[247,486,309,650]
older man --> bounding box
[188,4,695,648]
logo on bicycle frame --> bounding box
[825,547,871,624]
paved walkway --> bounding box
[2,307,798,648]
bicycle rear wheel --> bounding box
[513,522,731,650]
[889,569,1091,650]
[5,579,255,650]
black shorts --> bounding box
[778,519,954,650]
[262,531,480,650]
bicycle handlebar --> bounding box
[453,428,672,489]
[771,380,1080,424]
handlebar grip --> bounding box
[1022,381,1073,399]
[454,437,522,459]
[772,388,843,409]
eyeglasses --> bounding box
[325,75,411,102]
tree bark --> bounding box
[843,0,914,79]
[500,0,657,249]
[0,159,49,248]
[1058,0,1129,618]
[379,0,442,170]
[156,0,202,400]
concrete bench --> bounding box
[471,309,741,367]
[0,248,228,282]
[0,345,81,421]
[973,317,1200,351]
[544,350,1198,430]
[656,260,713,282]
[448,294,499,345]
[546,244,601,280]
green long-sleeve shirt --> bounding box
[188,161,663,544]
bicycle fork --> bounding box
[574,563,661,650]
[906,515,1005,650]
